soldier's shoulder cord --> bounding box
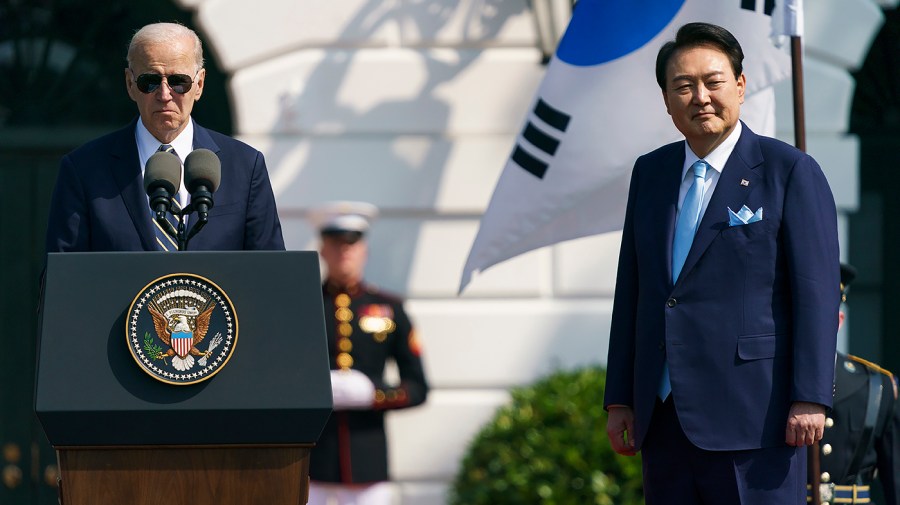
[847,354,898,400]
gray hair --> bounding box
[127,22,205,72]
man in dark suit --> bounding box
[603,22,840,504]
[306,202,429,505]
[45,22,284,252]
[809,264,900,505]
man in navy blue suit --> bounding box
[45,22,284,252]
[604,22,840,504]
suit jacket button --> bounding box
[666,298,677,308]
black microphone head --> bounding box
[144,151,182,195]
[184,148,222,193]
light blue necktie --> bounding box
[660,159,708,400]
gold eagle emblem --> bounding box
[148,301,216,371]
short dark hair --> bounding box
[655,22,744,91]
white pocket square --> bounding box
[728,205,763,226]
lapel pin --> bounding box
[740,179,750,187]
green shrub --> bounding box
[449,366,644,505]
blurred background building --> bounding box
[1,0,899,503]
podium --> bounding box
[34,251,332,505]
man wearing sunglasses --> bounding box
[45,22,284,252]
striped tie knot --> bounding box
[156,144,182,213]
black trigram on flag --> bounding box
[741,0,774,15]
[511,98,571,180]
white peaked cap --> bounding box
[308,201,379,234]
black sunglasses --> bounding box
[129,68,200,94]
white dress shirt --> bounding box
[676,121,743,223]
[135,118,193,208]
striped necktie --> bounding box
[152,144,182,251]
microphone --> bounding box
[143,151,182,219]
[184,148,221,222]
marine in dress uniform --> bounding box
[809,264,900,505]
[307,202,429,505]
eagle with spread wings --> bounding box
[148,303,214,371]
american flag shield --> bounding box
[171,331,193,358]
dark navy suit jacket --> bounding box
[45,118,284,252]
[604,123,840,452]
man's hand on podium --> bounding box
[330,369,375,410]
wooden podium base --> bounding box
[57,445,311,505]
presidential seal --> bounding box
[127,273,238,385]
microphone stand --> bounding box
[177,211,187,251]
[154,207,188,251]
[154,210,177,238]
[183,202,209,247]
[155,193,213,251]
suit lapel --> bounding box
[676,124,763,283]
[110,119,156,251]
[657,147,686,287]
[192,123,221,154]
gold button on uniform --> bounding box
[333,292,355,370]
[822,443,832,456]
[336,353,354,369]
[336,307,353,322]
[825,417,834,428]
[820,472,830,483]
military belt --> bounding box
[806,484,871,503]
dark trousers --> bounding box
[641,397,806,505]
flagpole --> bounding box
[791,29,820,505]
[791,36,807,153]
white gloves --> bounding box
[330,369,376,410]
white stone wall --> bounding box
[177,1,887,503]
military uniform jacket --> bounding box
[309,281,429,484]
[813,352,900,505]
